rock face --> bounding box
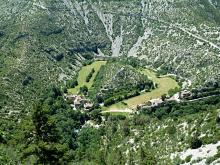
[1,0,220,114]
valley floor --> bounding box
[68,60,179,113]
[105,68,179,112]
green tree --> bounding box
[79,85,88,95]
[139,147,157,165]
[190,137,203,149]
[90,109,102,124]
[23,102,67,164]
[161,94,167,101]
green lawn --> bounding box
[68,61,107,94]
[106,68,179,110]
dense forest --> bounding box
[1,82,220,164]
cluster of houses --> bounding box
[65,94,94,111]
[137,90,192,109]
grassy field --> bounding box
[106,68,179,110]
[105,102,129,111]
[68,60,179,112]
[68,61,107,94]
[102,111,131,117]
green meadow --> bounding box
[107,68,179,111]
[68,60,179,112]
[124,68,179,109]
[68,61,107,94]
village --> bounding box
[65,94,94,111]
[64,89,192,112]
[137,90,192,110]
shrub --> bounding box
[185,155,192,163]
[79,85,88,95]
[190,137,203,149]
[166,126,176,135]
[216,116,220,124]
[67,79,78,88]
[54,53,64,61]
[86,68,95,82]
[22,76,33,86]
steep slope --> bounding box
[1,0,220,118]
[0,0,111,118]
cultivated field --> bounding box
[68,61,107,94]
[68,60,179,112]
[124,68,179,108]
[107,68,179,111]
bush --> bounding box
[166,126,176,135]
[216,116,220,124]
[67,79,78,88]
[190,137,203,149]
[79,85,88,95]
[22,76,33,86]
[185,155,192,163]
[54,53,64,61]
[86,68,95,82]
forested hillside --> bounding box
[1,0,220,164]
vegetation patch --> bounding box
[89,60,154,107]
[68,61,107,94]
[123,69,179,108]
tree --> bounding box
[216,116,220,124]
[123,125,130,137]
[139,147,157,165]
[166,126,176,135]
[48,86,62,99]
[96,95,104,103]
[86,68,95,82]
[67,79,78,88]
[54,53,64,61]
[63,87,68,93]
[161,94,167,101]
[76,127,101,161]
[79,85,88,95]
[190,137,203,149]
[0,131,6,144]
[22,102,67,164]
[104,98,115,106]
[90,109,102,124]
